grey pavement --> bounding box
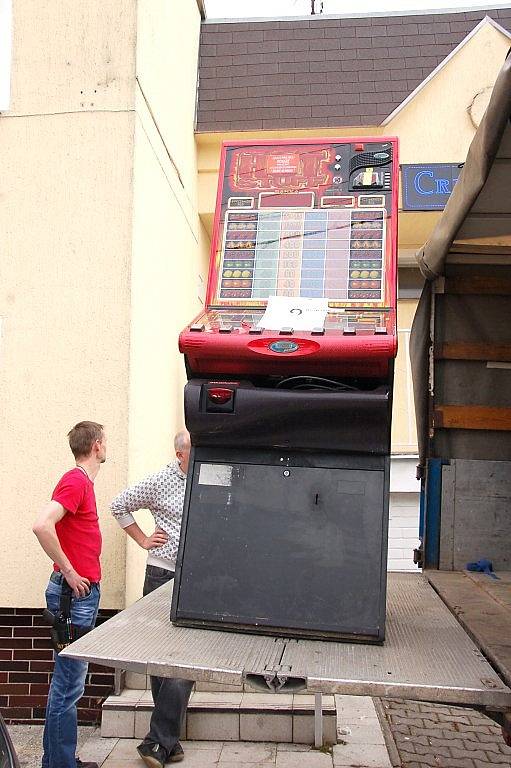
[6,727,335,767]
[381,699,511,768]
[6,724,391,768]
[8,698,511,767]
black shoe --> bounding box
[136,742,166,768]
[168,742,184,763]
[76,760,99,768]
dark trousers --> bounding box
[142,565,193,756]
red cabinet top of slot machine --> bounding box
[206,138,399,312]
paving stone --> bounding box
[101,739,136,758]
[390,723,412,735]
[399,756,440,768]
[449,746,488,760]
[277,750,332,767]
[102,759,139,768]
[398,745,417,757]
[220,742,277,762]
[332,743,391,767]
[474,754,511,764]
[79,730,118,764]
[411,743,451,758]
[176,751,223,767]
[382,699,510,768]
[186,741,225,752]
[335,695,376,719]
[428,735,466,749]
[276,743,312,752]
[219,762,275,767]
[465,739,501,752]
[435,713,473,725]
[449,724,493,734]
[337,722,385,745]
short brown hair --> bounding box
[68,421,104,459]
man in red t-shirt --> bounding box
[33,421,107,768]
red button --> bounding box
[208,387,233,405]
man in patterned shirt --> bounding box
[110,430,191,766]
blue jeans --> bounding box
[42,573,100,768]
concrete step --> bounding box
[101,689,337,745]
[124,670,249,693]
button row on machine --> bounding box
[189,324,387,335]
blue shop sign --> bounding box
[401,163,463,211]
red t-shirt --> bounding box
[52,468,102,582]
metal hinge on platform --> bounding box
[254,663,306,693]
[247,640,307,693]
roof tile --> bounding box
[215,42,248,56]
[201,31,233,44]
[197,9,510,131]
[278,38,312,52]
[387,22,419,35]
[246,40,280,53]
[341,58,374,71]
[234,30,265,43]
[325,25,356,38]
[311,37,340,50]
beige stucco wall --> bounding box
[387,21,511,163]
[123,0,208,606]
[389,21,511,260]
[0,0,207,609]
[0,1,137,608]
[392,300,419,454]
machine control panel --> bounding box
[184,308,394,336]
[181,138,398,377]
[207,138,398,311]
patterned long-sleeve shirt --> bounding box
[110,460,186,570]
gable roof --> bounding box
[196,6,511,132]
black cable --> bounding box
[274,376,359,392]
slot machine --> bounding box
[171,138,398,642]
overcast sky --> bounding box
[205,0,511,19]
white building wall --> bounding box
[388,457,421,572]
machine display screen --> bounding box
[207,140,398,310]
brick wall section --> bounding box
[197,8,511,131]
[0,607,117,724]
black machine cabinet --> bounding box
[185,380,390,453]
[171,377,392,643]
[172,446,389,642]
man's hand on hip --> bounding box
[143,528,169,550]
[62,568,91,598]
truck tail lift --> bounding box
[63,51,511,745]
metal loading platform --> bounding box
[62,573,511,714]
